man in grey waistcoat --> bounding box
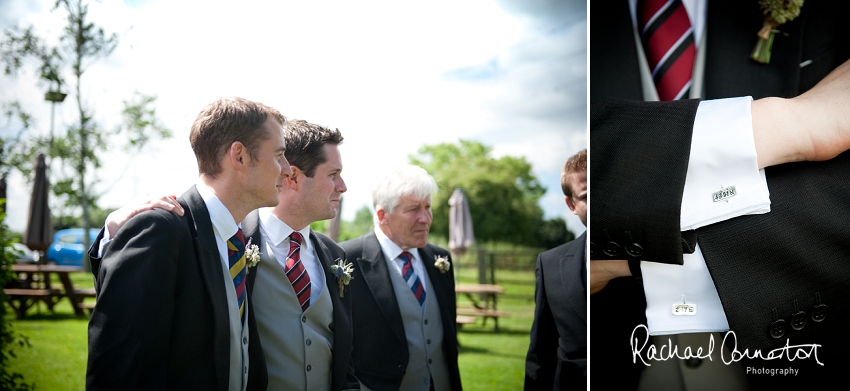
[96,119,360,391]
[339,164,462,391]
[241,119,359,390]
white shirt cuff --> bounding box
[642,244,730,335]
[680,96,770,231]
[643,96,765,335]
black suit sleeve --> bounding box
[86,210,184,390]
[589,98,700,265]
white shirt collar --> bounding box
[196,182,239,242]
[374,226,419,263]
[258,207,311,251]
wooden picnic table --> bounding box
[3,264,96,319]
[455,284,510,332]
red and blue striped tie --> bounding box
[638,0,696,101]
[285,232,311,312]
[400,251,426,310]
[227,228,247,318]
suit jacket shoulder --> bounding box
[87,186,241,391]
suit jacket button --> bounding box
[811,304,828,322]
[603,241,622,257]
[397,365,405,372]
[625,243,644,258]
[306,365,312,371]
[302,315,307,323]
[306,339,312,346]
[768,319,786,339]
[791,311,807,331]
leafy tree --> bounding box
[410,140,547,247]
[339,205,375,242]
[1,0,171,271]
[0,206,35,391]
[311,205,375,243]
[538,217,574,250]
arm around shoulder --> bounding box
[86,210,187,390]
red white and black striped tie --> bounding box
[285,232,311,311]
[638,0,696,101]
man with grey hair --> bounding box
[339,164,462,391]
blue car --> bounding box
[46,228,100,267]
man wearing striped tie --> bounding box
[86,97,291,391]
[339,165,462,391]
[240,119,360,391]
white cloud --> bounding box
[1,0,587,241]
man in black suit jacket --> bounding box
[339,164,462,391]
[241,119,359,390]
[591,2,850,388]
[86,97,290,391]
[524,149,587,391]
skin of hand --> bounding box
[753,57,850,168]
[105,195,184,236]
[589,260,631,295]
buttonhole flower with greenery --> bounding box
[750,0,804,64]
[434,256,451,274]
[245,238,262,268]
[330,258,354,298]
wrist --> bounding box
[752,97,802,168]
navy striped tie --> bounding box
[400,251,426,310]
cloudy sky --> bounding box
[0,0,587,236]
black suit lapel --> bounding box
[419,247,450,312]
[312,233,341,298]
[419,246,457,339]
[311,233,355,390]
[703,2,804,99]
[180,186,231,390]
[358,233,407,344]
[559,232,587,323]
[560,232,587,292]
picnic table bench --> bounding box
[3,264,96,319]
[455,284,510,332]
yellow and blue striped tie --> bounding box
[227,229,247,318]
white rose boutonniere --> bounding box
[330,258,354,298]
[434,255,451,274]
[245,238,262,268]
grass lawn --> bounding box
[4,271,94,391]
[4,266,537,391]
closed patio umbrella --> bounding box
[448,187,474,257]
[22,153,52,263]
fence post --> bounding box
[477,247,487,285]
